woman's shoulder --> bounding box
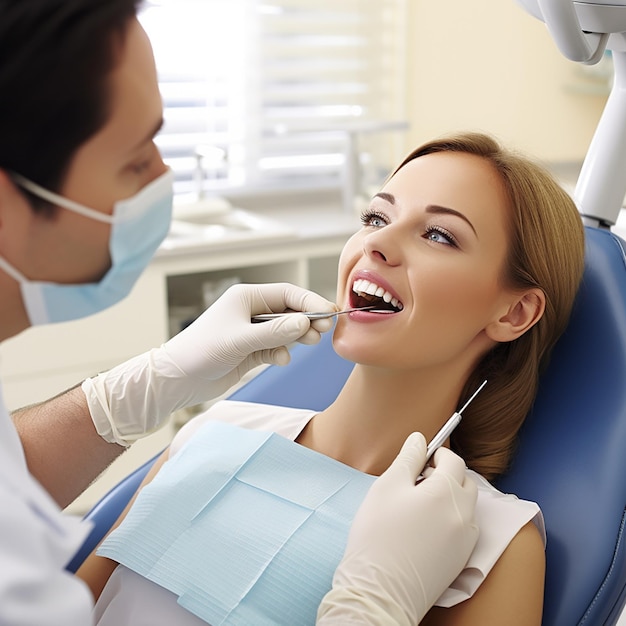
[425,518,545,625]
[434,469,546,608]
[469,469,546,545]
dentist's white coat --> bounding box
[0,383,93,625]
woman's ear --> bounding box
[486,289,546,343]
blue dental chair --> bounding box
[67,225,626,625]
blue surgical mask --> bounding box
[0,169,174,325]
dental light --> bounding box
[515,0,626,227]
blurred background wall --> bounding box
[405,1,610,163]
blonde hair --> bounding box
[394,133,585,480]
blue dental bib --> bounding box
[98,420,376,625]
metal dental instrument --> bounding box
[424,379,488,465]
[251,305,389,322]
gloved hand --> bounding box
[316,433,479,625]
[82,283,336,446]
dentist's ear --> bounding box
[0,169,15,233]
[0,169,26,220]
[0,169,12,224]
[486,288,546,343]
[0,169,38,253]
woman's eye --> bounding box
[360,210,389,228]
[425,226,457,247]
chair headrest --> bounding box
[497,226,626,625]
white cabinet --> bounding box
[0,204,359,513]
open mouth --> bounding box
[351,278,404,313]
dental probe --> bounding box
[251,306,392,322]
[424,379,488,464]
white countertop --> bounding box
[156,201,362,260]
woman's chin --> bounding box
[332,329,384,365]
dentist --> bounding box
[0,1,478,624]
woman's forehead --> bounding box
[384,152,508,217]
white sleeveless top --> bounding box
[94,400,545,625]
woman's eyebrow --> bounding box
[426,204,477,237]
[373,191,395,204]
[374,192,478,237]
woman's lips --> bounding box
[348,270,404,312]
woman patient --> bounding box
[78,132,585,625]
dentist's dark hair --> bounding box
[392,132,585,480]
[0,0,142,211]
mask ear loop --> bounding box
[0,250,49,326]
[0,254,27,283]
[10,173,115,224]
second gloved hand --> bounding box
[317,433,479,625]
[83,283,336,446]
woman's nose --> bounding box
[362,226,401,266]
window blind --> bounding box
[140,0,407,199]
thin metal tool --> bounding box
[424,379,488,464]
[251,305,385,322]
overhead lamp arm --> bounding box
[538,0,608,64]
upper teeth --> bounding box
[352,279,403,310]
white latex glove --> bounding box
[83,283,336,446]
[317,433,479,626]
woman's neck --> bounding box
[296,364,470,475]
